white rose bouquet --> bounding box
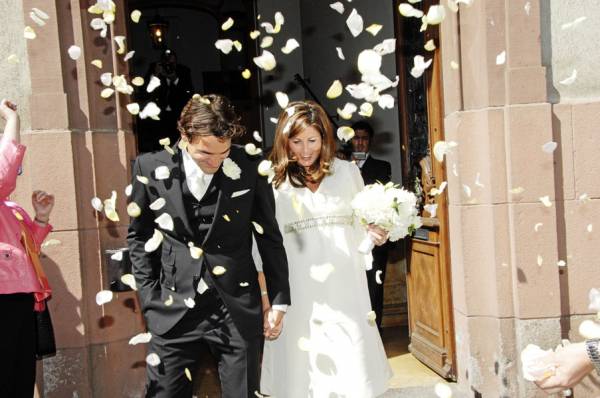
[351,182,422,254]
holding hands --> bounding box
[534,342,595,395]
[32,190,55,224]
[367,224,389,247]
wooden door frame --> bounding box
[393,0,457,380]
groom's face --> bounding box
[185,134,231,174]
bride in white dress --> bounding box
[258,101,392,398]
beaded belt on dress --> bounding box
[283,215,354,234]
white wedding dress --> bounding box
[260,159,392,398]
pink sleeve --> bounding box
[6,202,53,252]
[0,139,26,198]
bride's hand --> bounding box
[262,306,272,336]
[266,310,285,340]
[367,224,388,246]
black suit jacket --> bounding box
[360,155,391,185]
[127,145,290,338]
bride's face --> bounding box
[288,126,322,169]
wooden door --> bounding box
[394,0,456,380]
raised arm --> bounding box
[0,100,24,198]
[0,99,20,145]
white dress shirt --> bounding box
[356,153,370,169]
[182,148,213,201]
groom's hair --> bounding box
[177,94,245,141]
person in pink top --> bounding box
[0,99,55,397]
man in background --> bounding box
[351,120,392,332]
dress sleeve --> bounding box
[0,139,26,198]
[348,160,366,195]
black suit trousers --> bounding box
[0,293,36,398]
[366,245,389,330]
[145,290,261,398]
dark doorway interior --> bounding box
[125,0,260,153]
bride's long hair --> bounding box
[270,100,336,189]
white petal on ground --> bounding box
[154,165,170,180]
[375,270,383,284]
[245,143,262,156]
[96,290,114,305]
[221,17,234,31]
[281,38,300,54]
[253,131,263,142]
[144,229,164,252]
[496,50,506,65]
[127,202,141,218]
[539,196,552,207]
[121,274,137,290]
[130,9,141,23]
[366,24,383,36]
[212,266,227,276]
[337,126,355,142]
[146,353,161,367]
[275,91,289,108]
[68,45,82,60]
[252,221,264,235]
[542,141,557,154]
[126,103,140,115]
[434,382,453,398]
[155,213,174,231]
[346,9,364,37]
[359,102,373,117]
[128,332,152,345]
[24,26,36,40]
[410,55,432,78]
[114,36,126,55]
[253,50,277,71]
[147,76,161,93]
[150,198,166,210]
[326,80,343,99]
[91,197,104,212]
[336,47,345,60]
[579,320,600,339]
[215,39,234,54]
[260,36,274,48]
[310,263,335,282]
[559,69,577,85]
[184,297,196,308]
[330,2,345,14]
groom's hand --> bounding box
[265,309,285,340]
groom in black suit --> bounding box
[128,94,290,397]
[351,120,391,332]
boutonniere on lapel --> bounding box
[222,158,241,180]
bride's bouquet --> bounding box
[351,182,422,254]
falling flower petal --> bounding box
[337,103,357,120]
[7,54,19,64]
[534,223,543,232]
[542,141,557,154]
[96,290,113,305]
[559,69,577,85]
[326,80,343,99]
[346,9,364,37]
[146,353,161,367]
[139,102,161,120]
[212,266,227,276]
[424,39,436,51]
[164,295,173,306]
[129,9,141,23]
[215,39,234,54]
[378,94,394,109]
[398,3,424,18]
[366,24,383,36]
[154,165,170,180]
[187,242,204,259]
[557,260,566,267]
[496,50,506,65]
[450,61,459,70]
[297,337,311,352]
[30,12,46,26]
[330,2,345,14]
[24,26,36,40]
[245,143,262,156]
[410,55,432,78]
[127,202,141,218]
[281,38,300,54]
[260,36,274,48]
[183,297,195,308]
[132,76,145,87]
[147,76,161,93]
[240,282,250,287]
[336,47,345,60]
[587,224,593,233]
[432,140,458,162]
[539,196,552,207]
[253,50,277,71]
[337,126,355,142]
[537,254,543,266]
[252,221,264,235]
[184,368,192,381]
[242,69,251,79]
[103,191,120,222]
[91,197,104,212]
[511,186,525,195]
[120,274,137,290]
[366,310,377,325]
[113,36,126,55]
[250,30,261,40]
[359,102,373,117]
[424,5,446,25]
[580,320,600,339]
[223,214,231,222]
[144,229,164,252]
[68,45,82,60]
[222,17,234,31]
[155,213,174,231]
[269,117,278,124]
[126,103,140,115]
[253,131,263,142]
[375,270,383,284]
[358,49,382,74]
[129,332,152,345]
[561,16,586,31]
[124,50,135,62]
[32,7,49,20]
[100,72,113,87]
[275,91,289,108]
[310,263,335,282]
[136,176,149,185]
[111,250,123,261]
